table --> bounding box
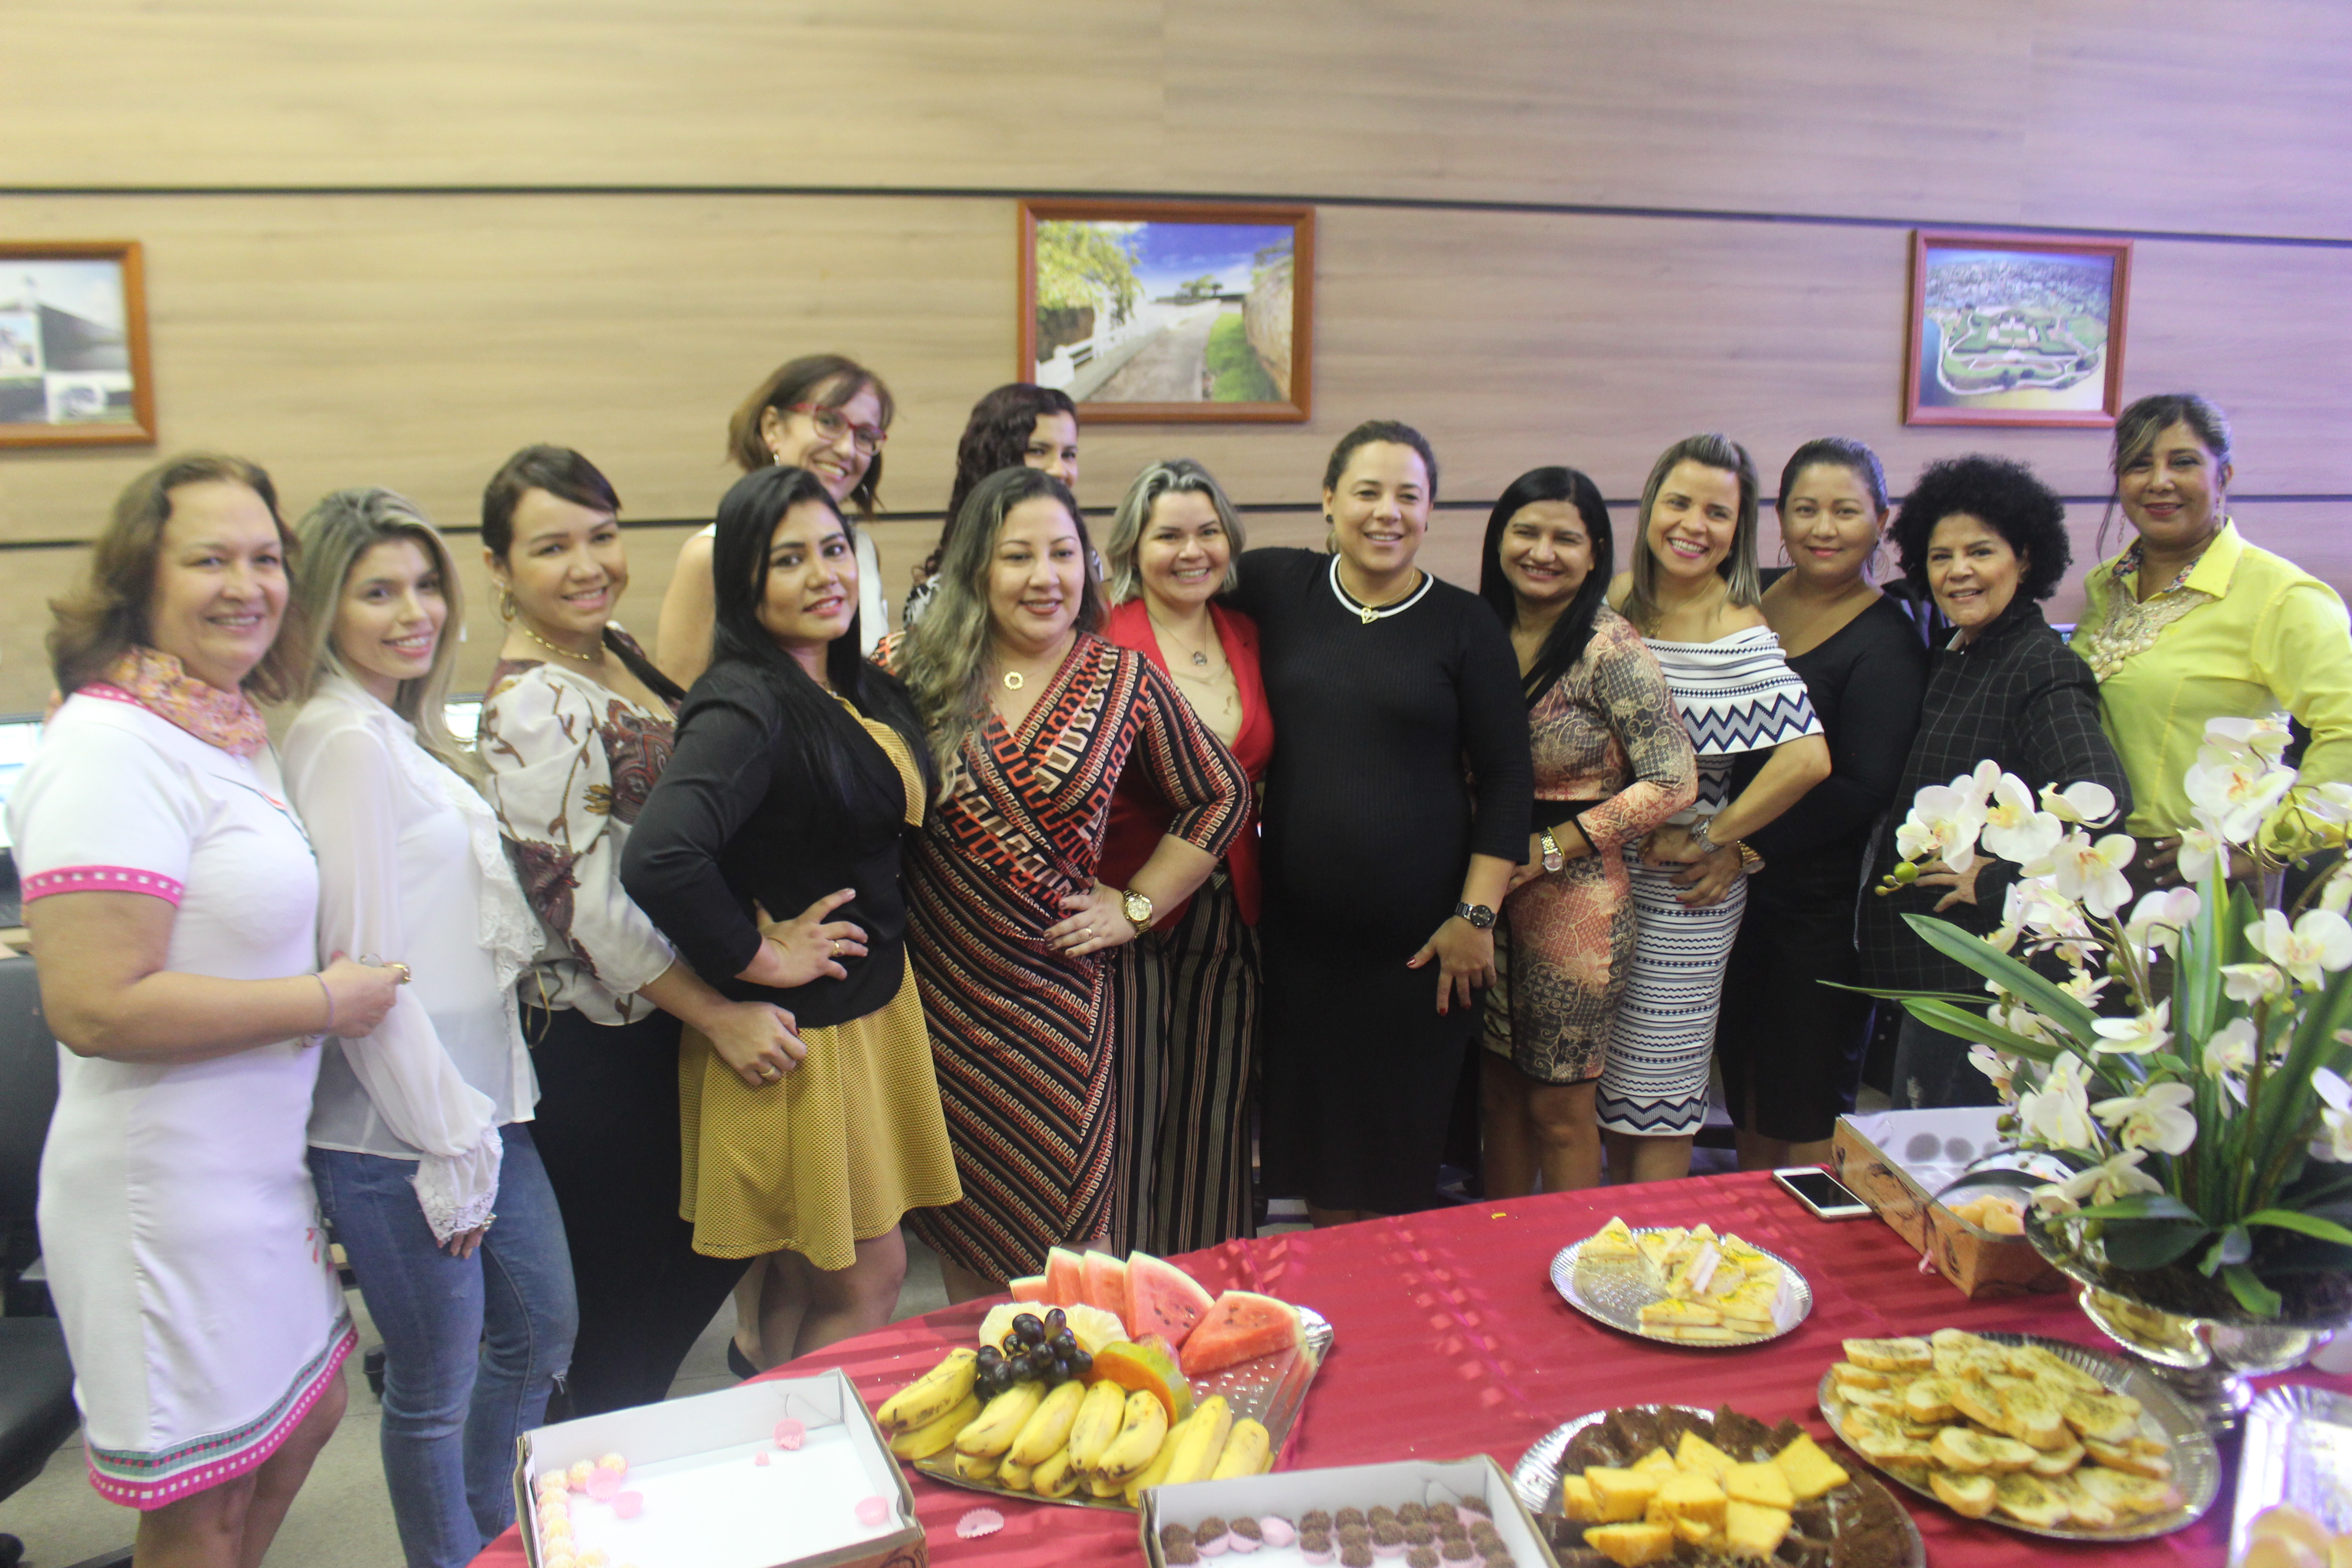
[472,1170,2350,1565]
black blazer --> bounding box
[621,659,915,1031]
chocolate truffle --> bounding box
[1407,1549,1438,1568]
[1164,1541,1200,1567]
[1300,1511,1333,1534]
[1340,1546,1374,1568]
[1336,1509,1367,1532]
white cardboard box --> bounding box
[512,1368,925,1568]
[1141,1454,1562,1567]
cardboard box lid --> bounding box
[1142,1454,1561,1567]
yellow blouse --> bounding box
[2072,520,2352,848]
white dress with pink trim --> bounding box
[6,691,353,1510]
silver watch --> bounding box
[1689,816,1721,855]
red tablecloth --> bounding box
[473,1171,2349,1565]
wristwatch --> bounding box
[1120,888,1155,933]
[1689,815,1722,855]
[1455,901,1497,929]
[1539,826,1565,873]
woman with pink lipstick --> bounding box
[658,353,896,682]
[623,466,959,1360]
[10,456,402,1563]
[885,465,1249,1300]
[282,488,573,1567]
[1603,434,1829,1183]
[476,445,795,1412]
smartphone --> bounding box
[1773,1166,1873,1221]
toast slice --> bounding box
[1843,1336,1933,1374]
[1929,1469,1998,1519]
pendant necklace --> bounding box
[1147,609,1214,667]
[1002,670,1024,691]
[1328,557,1432,624]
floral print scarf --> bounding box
[87,646,270,757]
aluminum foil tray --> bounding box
[2230,1382,2352,1560]
[1549,1229,1814,1348]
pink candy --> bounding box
[857,1495,895,1528]
[585,1469,622,1502]
[753,1451,770,1466]
[953,1505,1002,1538]
[1259,1516,1297,1549]
[773,1418,806,1451]
[612,1491,644,1520]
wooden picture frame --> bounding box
[1902,230,2132,428]
[0,240,155,447]
[1018,198,1313,423]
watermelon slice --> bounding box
[1179,1290,1306,1377]
[1080,1251,1129,1323]
[1008,1275,1049,1303]
[1125,1251,1216,1347]
[1042,1246,1087,1308]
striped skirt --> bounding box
[1596,848,1746,1137]
[1107,873,1262,1256]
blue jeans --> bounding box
[313,1123,577,1568]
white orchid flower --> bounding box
[2123,887,2200,959]
[1988,1002,2060,1047]
[2058,969,2112,1005]
[2033,1148,2165,1215]
[2026,831,2137,920]
[2185,746,2297,843]
[2092,1080,2199,1155]
[2220,962,2286,1004]
[2091,1000,2171,1057]
[2004,876,2094,941]
[2205,714,2293,759]
[2039,780,2119,828]
[1968,1043,2018,1102]
[2175,818,2226,884]
[2245,907,2352,988]
[2017,1054,2098,1150]
[2202,1018,2258,1079]
[2325,872,2352,916]
[1895,780,1988,873]
[2313,1069,2352,1163]
[2307,781,2352,826]
[1980,772,2063,864]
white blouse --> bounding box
[282,676,542,1240]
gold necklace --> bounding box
[515,620,603,664]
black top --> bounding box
[1734,590,1928,906]
[1858,601,2132,996]
[621,659,914,1031]
[1225,547,1532,950]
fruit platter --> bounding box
[1550,1218,1814,1348]
[1815,1327,2219,1542]
[872,1246,1330,1512]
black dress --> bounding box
[1226,548,1532,1214]
[1715,592,1926,1143]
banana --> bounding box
[1123,1410,1193,1506]
[1209,1417,1271,1479]
[1087,1472,1126,1497]
[1093,1389,1171,1485]
[1031,1443,1082,1499]
[1065,1380,1129,1472]
[875,1348,978,1434]
[1161,1395,1231,1487]
[996,1455,1035,1493]
[950,1447,1001,1484]
[954,1379,1046,1459]
[1007,1377,1088,1468]
[886,1393,980,1460]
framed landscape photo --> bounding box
[0,241,155,447]
[1902,231,2131,428]
[1018,198,1313,423]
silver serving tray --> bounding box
[2230,1382,2352,1560]
[912,1305,1331,1512]
[1816,1330,2220,1542]
[1549,1228,1814,1348]
[1511,1403,1924,1568]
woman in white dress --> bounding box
[282,489,573,1567]
[1604,435,1830,1182]
[10,455,402,1564]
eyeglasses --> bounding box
[789,402,888,456]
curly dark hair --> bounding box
[1889,454,2071,605]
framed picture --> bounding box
[1018,199,1313,423]
[1902,231,2132,428]
[0,241,155,447]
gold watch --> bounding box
[1539,826,1565,873]
[1120,888,1155,932]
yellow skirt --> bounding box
[678,957,961,1271]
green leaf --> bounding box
[2069,1192,2201,1223]
[2222,1263,2283,1317]
[1895,999,2063,1065]
[2100,1218,2210,1270]
[2241,1208,2352,1248]
[1900,914,2104,1048]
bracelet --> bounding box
[1568,810,1595,853]
[1736,842,1765,876]
[313,972,337,1035]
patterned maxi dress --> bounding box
[892,633,1249,1281]
[1484,608,1697,1083]
[1597,625,1821,1137]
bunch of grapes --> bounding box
[973,1309,1092,1398]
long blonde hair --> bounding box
[1623,432,1763,633]
[897,466,1101,776]
[1101,458,1245,604]
[287,487,478,779]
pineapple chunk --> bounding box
[1581,1522,1678,1567]
[1770,1432,1850,1500]
[1653,1472,1728,1534]
[1674,1430,1737,1479]
[1586,1465,1661,1524]
[1722,1500,1794,1559]
[1631,1446,1678,1476]
[1559,1475,1602,1522]
[1723,1459,1794,1510]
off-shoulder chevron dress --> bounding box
[1597,626,1821,1137]
[895,634,1248,1281]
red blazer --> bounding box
[1098,597,1274,926]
